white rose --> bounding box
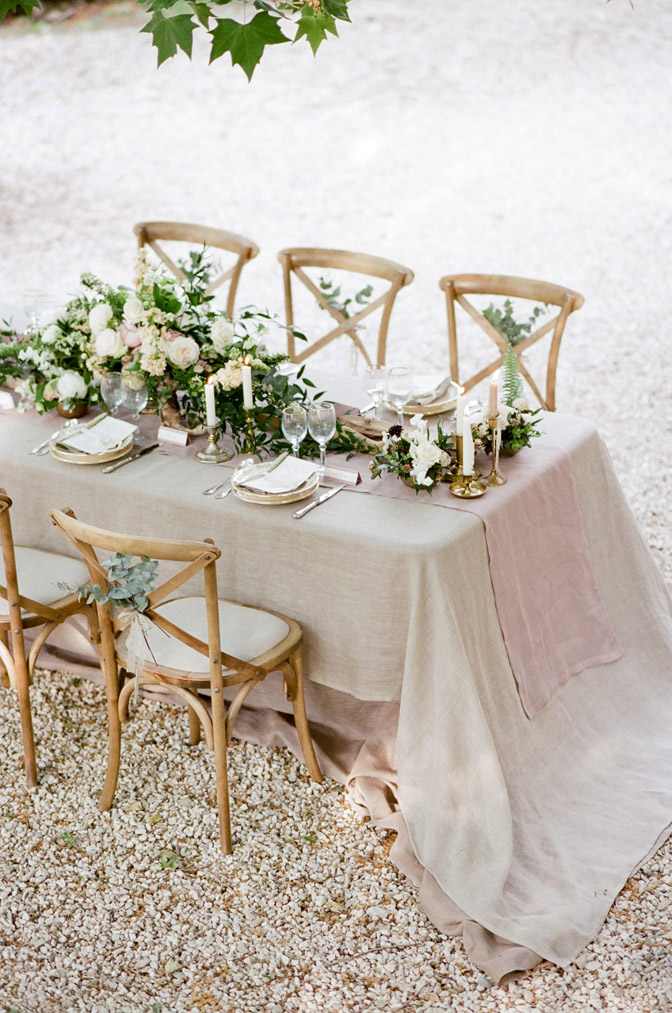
[38,309,61,328]
[123,294,145,325]
[166,335,200,369]
[409,439,442,470]
[88,303,114,335]
[210,317,235,353]
[94,327,125,359]
[56,370,88,401]
[513,397,529,411]
[42,324,62,345]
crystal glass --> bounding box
[307,402,336,477]
[100,372,123,415]
[23,290,57,329]
[121,374,148,421]
[364,364,386,420]
[282,403,308,457]
[386,366,413,426]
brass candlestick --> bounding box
[243,409,256,455]
[450,472,487,498]
[195,425,232,464]
[452,433,466,486]
[485,416,506,487]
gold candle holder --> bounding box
[485,416,506,487]
[195,425,233,465]
[243,409,256,455]
[452,433,466,486]
[449,472,487,498]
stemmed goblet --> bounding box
[364,364,386,420]
[121,373,148,441]
[282,403,308,457]
[307,402,336,478]
[386,366,413,427]
[100,372,123,416]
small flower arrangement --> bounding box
[370,417,456,493]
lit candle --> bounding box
[456,387,465,436]
[205,375,218,428]
[462,420,474,476]
[242,355,254,410]
[489,372,499,419]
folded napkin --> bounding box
[60,417,137,455]
[410,375,453,405]
[236,456,316,495]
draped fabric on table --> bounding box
[3,406,672,984]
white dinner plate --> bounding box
[48,432,135,466]
[231,471,320,505]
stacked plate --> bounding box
[231,455,319,505]
[49,416,137,466]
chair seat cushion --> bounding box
[117,596,291,676]
[0,546,89,617]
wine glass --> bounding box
[100,372,123,415]
[307,402,336,478]
[282,403,308,457]
[364,364,386,420]
[386,366,413,426]
[121,374,148,440]
[23,290,57,330]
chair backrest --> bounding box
[0,490,67,629]
[278,247,414,367]
[134,221,260,319]
[50,511,262,687]
[438,273,585,411]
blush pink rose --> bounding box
[120,323,142,349]
[163,329,181,343]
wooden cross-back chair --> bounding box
[0,491,92,786]
[50,509,323,855]
[134,221,260,319]
[278,247,414,367]
[438,274,585,411]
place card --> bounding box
[324,464,360,485]
[157,425,189,446]
[0,390,14,409]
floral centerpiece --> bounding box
[370,417,456,493]
[3,251,321,455]
[476,345,542,454]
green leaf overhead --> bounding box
[0,0,40,17]
[294,5,338,55]
[141,11,196,66]
[210,10,287,79]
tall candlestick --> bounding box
[462,420,474,476]
[488,372,499,418]
[205,375,218,428]
[242,355,254,410]
[456,388,465,436]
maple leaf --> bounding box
[140,11,196,66]
[209,11,288,80]
[294,6,338,56]
[0,0,40,20]
[321,0,350,21]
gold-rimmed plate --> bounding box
[384,381,460,416]
[49,432,135,466]
[231,471,320,505]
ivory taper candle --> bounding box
[489,372,499,418]
[462,420,475,476]
[456,387,465,436]
[205,375,218,428]
[242,355,254,410]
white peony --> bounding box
[512,397,529,411]
[56,370,88,402]
[165,335,200,369]
[210,317,235,353]
[123,294,145,325]
[42,324,62,345]
[88,303,113,336]
[95,327,125,359]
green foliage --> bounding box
[0,0,38,18]
[159,849,181,870]
[141,11,196,65]
[295,5,339,55]
[502,345,523,406]
[482,298,546,347]
[60,831,75,846]
[210,10,286,79]
[317,276,373,320]
[63,554,159,614]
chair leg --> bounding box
[99,646,123,813]
[187,689,201,746]
[282,650,323,784]
[211,689,232,854]
[7,631,38,787]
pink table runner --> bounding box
[349,414,623,717]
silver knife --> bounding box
[101,443,159,474]
[292,483,347,519]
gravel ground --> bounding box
[1,0,671,1009]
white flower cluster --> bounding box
[213,360,244,391]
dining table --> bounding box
[1,379,672,986]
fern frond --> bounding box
[502,345,523,405]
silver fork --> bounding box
[30,419,78,455]
[203,476,231,496]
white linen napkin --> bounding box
[60,417,137,455]
[236,456,317,495]
[410,375,453,405]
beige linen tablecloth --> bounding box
[2,407,672,983]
